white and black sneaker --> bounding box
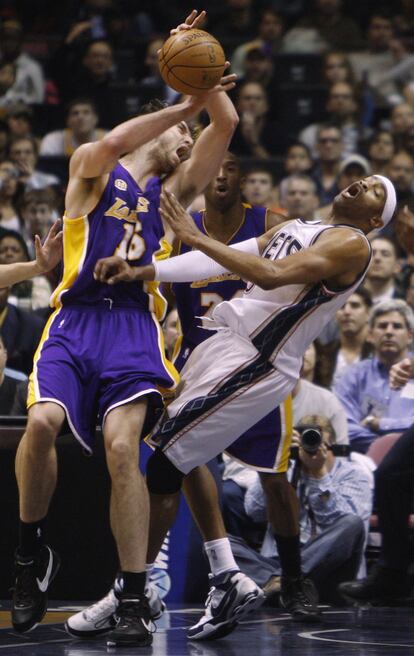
[187,570,264,641]
[65,578,165,638]
[106,594,154,647]
[12,546,61,633]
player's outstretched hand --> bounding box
[94,256,136,284]
[170,9,206,36]
[390,357,414,389]
[35,220,63,272]
[160,190,202,245]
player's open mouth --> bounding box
[342,182,362,199]
[176,147,190,161]
[216,184,228,195]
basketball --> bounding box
[158,29,226,96]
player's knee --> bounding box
[146,449,184,494]
[27,405,62,445]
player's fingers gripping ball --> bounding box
[158,29,226,95]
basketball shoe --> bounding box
[187,570,265,640]
[12,545,61,633]
[339,565,411,605]
[106,594,154,647]
[65,577,165,637]
[279,575,320,622]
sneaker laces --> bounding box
[84,590,117,621]
[13,564,37,605]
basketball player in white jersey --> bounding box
[94,174,396,637]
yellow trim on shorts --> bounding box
[275,393,293,473]
[145,237,172,322]
[27,308,62,408]
[150,313,180,392]
[50,214,89,309]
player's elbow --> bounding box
[101,135,126,159]
[256,273,279,291]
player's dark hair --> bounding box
[138,99,170,116]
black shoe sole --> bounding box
[107,634,153,648]
[65,621,115,638]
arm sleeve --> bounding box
[153,237,260,283]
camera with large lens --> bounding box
[290,424,351,459]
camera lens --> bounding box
[300,428,322,454]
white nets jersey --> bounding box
[212,218,372,380]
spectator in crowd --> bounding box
[136,37,180,107]
[211,0,258,45]
[40,98,106,157]
[0,334,26,414]
[389,103,414,149]
[402,266,414,311]
[0,160,23,232]
[364,236,402,305]
[318,154,372,220]
[299,82,369,157]
[0,59,19,108]
[315,287,373,389]
[231,8,285,77]
[312,124,343,205]
[348,11,399,107]
[0,285,44,374]
[242,166,286,216]
[279,174,320,221]
[282,0,363,53]
[0,120,9,160]
[6,103,36,142]
[283,142,313,177]
[230,81,284,158]
[335,300,414,453]
[162,308,179,361]
[9,136,60,191]
[238,49,280,116]
[54,38,126,128]
[229,414,371,605]
[18,188,57,253]
[386,150,414,205]
[0,20,45,104]
[368,130,396,176]
[0,230,52,310]
[322,51,355,86]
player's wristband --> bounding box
[153,237,259,283]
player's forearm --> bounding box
[204,91,239,132]
[103,101,198,157]
[0,261,42,286]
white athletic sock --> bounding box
[204,538,239,577]
[145,563,154,585]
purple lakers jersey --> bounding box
[51,163,170,320]
[172,205,268,353]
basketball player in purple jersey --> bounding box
[11,9,239,648]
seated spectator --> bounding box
[335,300,414,453]
[242,166,286,215]
[315,287,373,389]
[210,0,258,45]
[0,285,44,374]
[162,308,179,360]
[229,81,285,158]
[364,236,402,305]
[282,0,363,53]
[367,130,396,176]
[231,8,285,77]
[40,98,106,157]
[387,150,414,206]
[229,414,371,605]
[19,188,57,256]
[279,174,320,221]
[0,230,52,310]
[0,20,45,104]
[318,154,372,220]
[312,124,343,206]
[389,103,414,150]
[9,136,60,191]
[283,142,313,177]
[136,36,180,107]
[6,102,36,142]
[0,334,26,414]
[238,49,280,117]
[348,11,400,107]
[299,82,370,157]
[0,119,9,160]
[322,51,355,86]
[0,159,23,232]
[0,59,19,108]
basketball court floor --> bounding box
[0,603,413,655]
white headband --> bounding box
[373,175,397,227]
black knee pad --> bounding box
[146,448,184,494]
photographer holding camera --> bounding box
[229,414,373,605]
